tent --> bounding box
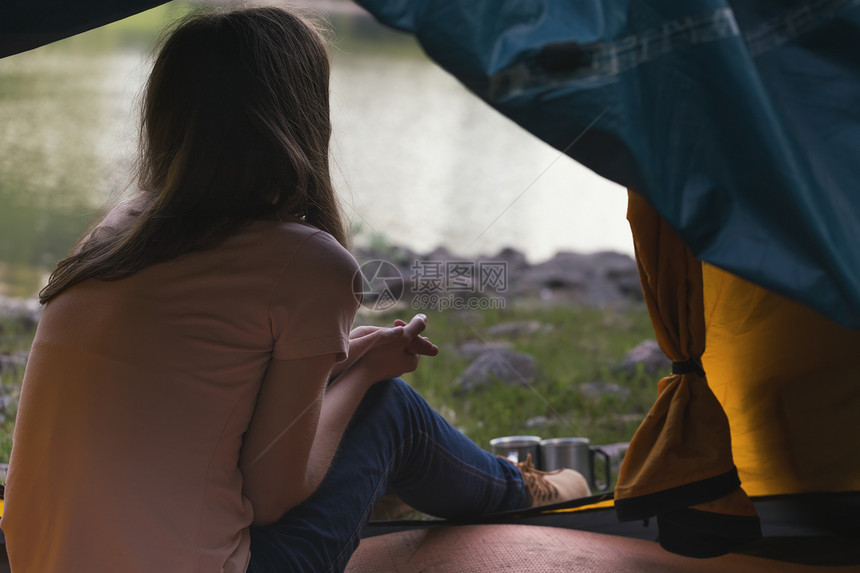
[2,0,858,569]
[347,0,860,563]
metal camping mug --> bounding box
[489,435,542,466]
[539,437,611,492]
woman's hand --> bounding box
[339,314,438,385]
[331,316,438,379]
[392,318,438,357]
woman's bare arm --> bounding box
[239,315,434,526]
[238,353,334,526]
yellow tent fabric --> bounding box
[614,191,758,556]
[702,263,860,497]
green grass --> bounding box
[0,304,661,484]
[0,407,16,467]
[0,316,37,356]
[360,303,658,449]
[0,316,34,467]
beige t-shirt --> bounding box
[2,218,360,572]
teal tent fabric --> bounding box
[354,0,860,327]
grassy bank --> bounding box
[365,303,657,449]
[0,316,35,463]
[0,303,659,486]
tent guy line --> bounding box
[468,106,609,249]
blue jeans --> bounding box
[246,378,528,572]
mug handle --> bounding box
[590,447,612,491]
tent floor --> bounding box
[347,524,859,572]
[0,493,856,570]
[353,492,860,570]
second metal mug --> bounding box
[539,437,611,492]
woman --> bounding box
[1,7,588,572]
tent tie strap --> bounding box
[672,359,705,377]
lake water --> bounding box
[0,6,632,299]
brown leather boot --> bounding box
[506,454,591,507]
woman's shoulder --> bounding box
[263,220,361,317]
[253,217,358,278]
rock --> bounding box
[515,251,641,305]
[355,244,419,269]
[517,252,587,295]
[454,349,536,393]
[578,381,632,400]
[603,254,643,300]
[486,320,552,338]
[484,247,529,274]
[355,243,645,310]
[618,339,671,377]
[423,246,455,263]
[454,340,513,359]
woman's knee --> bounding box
[358,377,433,428]
[346,378,420,447]
[362,377,415,410]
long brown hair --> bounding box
[40,7,346,304]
